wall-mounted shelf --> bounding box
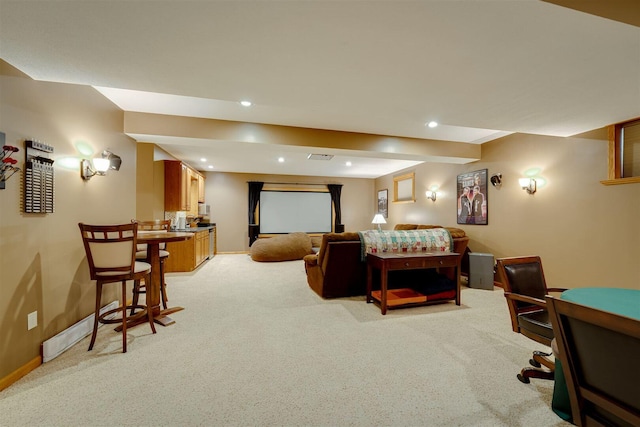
[24,139,55,213]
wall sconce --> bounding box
[425,190,437,202]
[490,173,502,188]
[371,213,386,231]
[81,150,121,180]
[519,177,537,194]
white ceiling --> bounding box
[1,1,639,178]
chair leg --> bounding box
[88,282,103,351]
[121,281,127,353]
[532,351,555,371]
[146,272,157,335]
[517,367,555,383]
[131,279,142,316]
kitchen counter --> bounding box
[165,224,217,272]
[173,224,216,232]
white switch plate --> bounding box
[28,311,37,330]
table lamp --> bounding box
[371,213,386,231]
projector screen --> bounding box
[259,191,332,234]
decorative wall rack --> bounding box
[23,139,55,213]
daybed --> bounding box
[303,224,469,299]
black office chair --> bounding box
[546,296,640,427]
[496,256,567,383]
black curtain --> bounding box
[327,184,343,230]
[248,181,263,225]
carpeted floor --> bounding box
[0,254,571,426]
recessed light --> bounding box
[240,100,252,107]
[278,157,285,163]
[208,165,214,169]
[200,158,207,162]
[427,121,438,128]
[346,161,352,167]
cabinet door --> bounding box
[181,164,191,211]
[197,174,205,203]
[164,161,183,211]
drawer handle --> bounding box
[405,262,409,267]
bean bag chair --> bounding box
[250,232,313,262]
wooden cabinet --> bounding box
[164,161,205,211]
[197,174,205,203]
[195,229,209,266]
[164,229,210,272]
[181,163,191,211]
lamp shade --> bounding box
[92,157,111,172]
[371,214,386,225]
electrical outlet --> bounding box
[28,311,38,330]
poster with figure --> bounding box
[457,169,488,225]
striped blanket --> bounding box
[357,228,453,261]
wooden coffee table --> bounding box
[366,251,460,314]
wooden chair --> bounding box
[78,222,156,353]
[495,256,567,383]
[132,219,171,313]
[546,296,640,427]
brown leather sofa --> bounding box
[303,225,469,299]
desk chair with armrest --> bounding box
[132,219,171,313]
[546,296,640,427]
[496,256,567,383]
[78,222,156,353]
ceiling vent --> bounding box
[307,153,334,161]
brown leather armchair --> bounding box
[496,256,567,383]
[303,232,366,299]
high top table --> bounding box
[552,287,640,422]
[129,231,193,327]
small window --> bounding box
[602,117,640,185]
[621,119,640,178]
[393,172,415,203]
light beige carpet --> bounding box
[0,254,570,426]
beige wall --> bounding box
[204,172,375,252]
[3,58,640,387]
[375,131,640,288]
[0,65,138,380]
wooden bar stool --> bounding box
[78,222,156,353]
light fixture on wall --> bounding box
[425,185,440,202]
[371,213,386,231]
[490,173,502,188]
[519,177,537,194]
[80,150,122,180]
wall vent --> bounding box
[307,153,334,161]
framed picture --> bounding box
[377,189,388,218]
[457,169,488,225]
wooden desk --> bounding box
[136,231,193,326]
[366,251,460,315]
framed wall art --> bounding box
[457,169,488,225]
[377,189,388,218]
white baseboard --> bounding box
[42,300,118,363]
